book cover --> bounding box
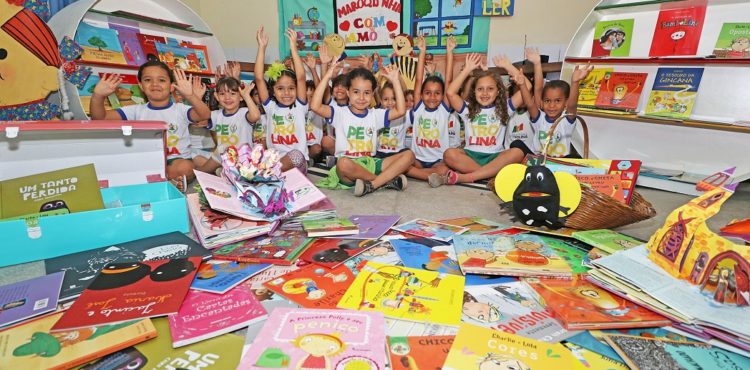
[337,262,465,325]
[76,22,127,64]
[594,72,647,112]
[555,158,641,204]
[212,230,313,265]
[439,216,520,235]
[713,23,750,58]
[0,272,64,328]
[302,218,359,237]
[591,19,634,57]
[537,235,590,274]
[186,193,276,249]
[108,24,147,66]
[136,33,166,61]
[578,68,614,108]
[348,214,401,239]
[168,285,267,347]
[566,328,689,363]
[575,174,625,203]
[0,164,104,219]
[45,232,210,301]
[571,229,642,255]
[237,308,386,370]
[264,263,354,309]
[299,238,373,268]
[525,276,670,330]
[392,218,469,242]
[51,257,202,331]
[442,323,583,370]
[282,168,329,213]
[191,260,271,294]
[341,239,405,273]
[0,313,156,370]
[649,2,707,57]
[179,42,213,73]
[155,42,206,73]
[194,170,279,222]
[562,341,629,370]
[387,335,454,370]
[644,67,704,120]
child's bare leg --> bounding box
[443,148,481,173]
[280,150,308,173]
[321,136,335,155]
[407,162,448,181]
[308,144,323,161]
[167,159,195,191]
[336,157,377,185]
[371,150,414,188]
[454,148,525,183]
[193,156,221,174]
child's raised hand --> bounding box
[327,59,340,77]
[383,64,401,83]
[509,69,526,87]
[464,53,482,71]
[303,53,317,70]
[358,54,373,70]
[492,54,512,69]
[240,81,255,99]
[525,47,541,65]
[192,74,207,98]
[285,28,298,44]
[256,27,269,49]
[318,44,332,65]
[93,73,122,97]
[172,69,194,98]
[227,61,241,80]
[572,63,594,83]
[446,36,457,52]
[417,36,427,52]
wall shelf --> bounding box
[79,60,215,77]
[88,9,213,36]
[565,57,750,65]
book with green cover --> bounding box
[591,19,634,57]
[302,217,359,237]
[712,23,750,59]
[571,229,642,255]
[538,235,590,274]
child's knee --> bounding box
[399,149,415,162]
[168,159,194,177]
[336,157,354,175]
[443,148,461,164]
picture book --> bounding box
[155,42,206,73]
[108,24,147,66]
[594,71,648,112]
[0,163,104,220]
[649,2,707,57]
[442,323,583,370]
[77,317,244,370]
[538,235,590,274]
[212,230,313,265]
[0,272,64,328]
[243,264,300,289]
[525,276,670,330]
[387,335,454,370]
[341,239,404,274]
[168,285,267,347]
[566,328,689,363]
[713,23,750,58]
[347,214,401,239]
[179,42,212,73]
[299,238,373,268]
[439,216,522,235]
[187,193,276,249]
[237,308,386,370]
[571,229,642,255]
[337,261,465,325]
[264,263,354,309]
[550,158,641,204]
[577,68,613,109]
[385,318,460,337]
[136,33,166,61]
[281,168,329,213]
[0,313,156,370]
[562,341,629,370]
[453,234,574,278]
[463,282,574,342]
[604,334,750,370]
[76,22,126,64]
[644,67,704,120]
[392,218,469,242]
[190,260,271,294]
[51,256,202,331]
[45,232,210,301]
[194,170,281,222]
[575,174,625,203]
[591,19,634,57]
[101,73,144,109]
[302,218,359,237]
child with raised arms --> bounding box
[504,48,545,153]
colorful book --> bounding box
[575,174,625,203]
[562,341,629,370]
[577,68,613,109]
[0,313,156,370]
[179,42,213,73]
[51,257,202,331]
[76,22,127,64]
[594,72,648,112]
[212,230,313,265]
[571,229,642,255]
[108,24,147,66]
[392,218,469,242]
[0,272,64,328]
[387,335,454,370]
[194,170,282,222]
[337,261,465,325]
[644,67,704,120]
[545,157,642,205]
[136,33,166,61]
[0,164,103,219]
[537,235,590,274]
[187,193,276,249]
[566,328,689,363]
[649,2,707,57]
[302,218,359,237]
[168,285,267,347]
[299,238,373,268]
[591,19,634,57]
[155,42,207,73]
[341,239,404,273]
[264,263,354,309]
[348,214,401,239]
[439,216,520,235]
[442,323,583,370]
[713,23,750,58]
[282,168,329,213]
[191,260,271,294]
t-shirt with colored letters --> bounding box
[330,104,389,158]
[116,102,194,160]
[410,101,452,162]
[263,98,309,159]
[377,115,411,154]
[531,112,577,157]
[208,107,254,155]
[457,101,510,154]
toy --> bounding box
[323,33,346,60]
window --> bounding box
[411,0,474,50]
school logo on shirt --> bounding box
[379,127,401,150]
[415,116,441,148]
[538,130,567,156]
[166,122,181,156]
[215,123,240,147]
[469,113,501,147]
[346,125,374,156]
[271,113,300,145]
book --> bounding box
[76,22,127,64]
[179,42,213,73]
[108,24,147,66]
[392,218,469,242]
[591,19,634,57]
[442,323,583,370]
[237,308,386,370]
[0,272,64,328]
[347,214,401,239]
[212,230,313,265]
[0,164,103,220]
[649,2,707,57]
[575,174,625,203]
[537,235,590,274]
[571,229,642,255]
[644,67,704,120]
[264,263,354,309]
[577,68,613,109]
[439,216,521,235]
[50,256,202,331]
[136,33,166,61]
[387,335,454,370]
[713,23,750,58]
[562,341,629,370]
[337,261,465,325]
[594,71,648,112]
[186,193,276,249]
[543,157,642,205]
[168,285,267,347]
[302,218,359,237]
[453,234,574,278]
[45,232,211,301]
[191,260,271,294]
[282,168,329,213]
[566,328,690,363]
[155,42,206,73]
[0,313,156,370]
[299,238,373,268]
[341,239,405,273]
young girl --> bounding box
[254,26,309,173]
[310,63,415,197]
[303,53,328,165]
[376,81,412,158]
[90,60,210,191]
[505,48,545,152]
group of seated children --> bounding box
[89,26,593,196]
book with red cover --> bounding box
[136,33,166,61]
[649,1,707,57]
[50,257,202,331]
[299,238,374,268]
[263,263,354,309]
[594,72,648,112]
[212,230,313,265]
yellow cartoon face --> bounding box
[392,34,413,56]
[613,84,628,99]
[296,334,344,357]
[576,287,620,310]
[324,33,346,57]
[465,248,495,261]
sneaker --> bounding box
[383,174,408,191]
[307,157,316,168]
[428,171,458,188]
[353,179,375,197]
[325,155,337,168]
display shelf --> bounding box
[78,60,215,77]
[88,9,213,35]
[595,0,683,10]
[565,57,750,65]
[577,110,750,134]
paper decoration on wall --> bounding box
[390,33,416,89]
[473,0,515,16]
[323,33,347,60]
[334,0,402,49]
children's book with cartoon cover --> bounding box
[392,218,469,242]
[442,323,584,370]
[193,170,282,222]
[566,328,689,363]
[439,216,523,235]
[594,71,648,112]
[0,272,64,328]
[454,234,574,278]
[575,174,626,203]
[299,238,373,268]
[190,260,271,294]
[571,229,642,255]
[212,230,313,265]
[341,239,404,274]
[76,21,126,64]
[237,308,386,370]
[347,214,401,239]
[302,218,359,237]
[387,335,454,370]
[562,341,629,370]
[136,32,166,61]
[591,19,634,57]
[537,235,590,274]
[108,24,147,67]
[649,1,707,57]
[644,67,704,120]
[713,23,750,58]
[337,262,465,325]
[264,263,355,309]
[0,313,156,370]
[535,157,641,205]
[187,193,276,249]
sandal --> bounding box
[170,175,187,193]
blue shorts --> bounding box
[418,159,441,169]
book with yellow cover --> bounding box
[337,261,464,325]
[577,68,613,108]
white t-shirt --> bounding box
[253,114,267,145]
[531,112,577,157]
[448,112,462,148]
[117,102,194,160]
[409,101,452,162]
[263,98,309,159]
[505,107,537,152]
[330,104,389,158]
[208,108,254,155]
[305,111,325,146]
[457,101,509,154]
[377,114,411,153]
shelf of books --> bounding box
[561,0,750,195]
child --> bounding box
[90,60,210,191]
[376,81,412,158]
[302,53,328,165]
[254,27,309,173]
[250,86,267,148]
[310,62,415,197]
[505,48,545,152]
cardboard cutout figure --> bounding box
[323,33,346,60]
[390,34,417,89]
